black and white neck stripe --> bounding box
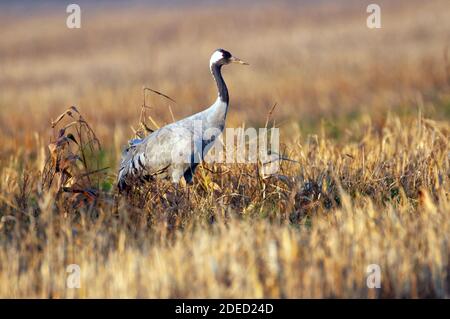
[211,63,229,103]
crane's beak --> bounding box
[230,56,249,65]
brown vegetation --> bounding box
[0,0,449,298]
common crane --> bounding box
[117,49,248,192]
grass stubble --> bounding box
[0,0,449,298]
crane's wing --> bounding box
[117,124,195,192]
[117,137,152,192]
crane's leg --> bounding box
[183,163,198,185]
[183,164,198,202]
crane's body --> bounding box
[117,49,247,191]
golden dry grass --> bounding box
[0,0,449,298]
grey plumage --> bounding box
[117,49,248,192]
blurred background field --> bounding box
[1,0,449,154]
[0,0,449,298]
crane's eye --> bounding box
[222,51,232,60]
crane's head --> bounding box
[209,49,249,69]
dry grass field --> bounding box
[0,0,449,298]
